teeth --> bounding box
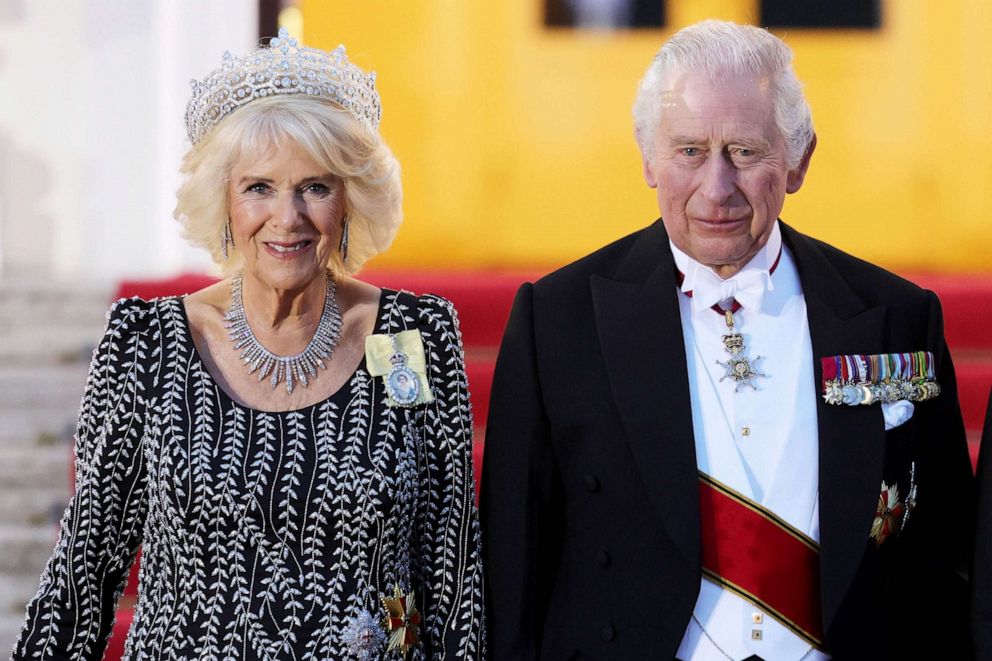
[269,242,306,253]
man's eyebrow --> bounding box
[731,137,773,149]
[667,134,705,144]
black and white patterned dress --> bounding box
[13,289,486,660]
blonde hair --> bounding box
[175,95,402,276]
[632,20,814,169]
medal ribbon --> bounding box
[821,351,936,384]
[698,472,826,650]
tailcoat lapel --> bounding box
[782,224,887,632]
[591,221,700,573]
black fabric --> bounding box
[482,219,974,660]
[973,389,992,659]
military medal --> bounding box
[821,351,940,406]
[384,335,420,407]
[870,481,906,546]
[716,309,766,392]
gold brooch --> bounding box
[870,482,906,547]
[381,585,421,656]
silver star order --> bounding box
[716,354,766,392]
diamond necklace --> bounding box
[225,272,342,395]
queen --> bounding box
[13,29,485,660]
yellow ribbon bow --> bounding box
[365,330,434,407]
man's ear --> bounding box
[643,155,659,189]
[786,133,816,194]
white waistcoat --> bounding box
[672,225,830,661]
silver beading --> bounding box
[225,272,343,395]
[185,27,381,144]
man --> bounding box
[482,20,974,659]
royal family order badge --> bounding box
[365,330,434,408]
[384,338,420,406]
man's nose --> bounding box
[699,152,737,205]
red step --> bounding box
[970,431,982,471]
[114,272,216,301]
[906,273,992,351]
[466,356,495,427]
[473,437,485,501]
[957,359,992,431]
[360,270,535,348]
[105,606,133,659]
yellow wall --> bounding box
[303,0,992,273]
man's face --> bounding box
[643,71,813,278]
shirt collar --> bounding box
[670,221,783,312]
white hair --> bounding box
[175,95,402,277]
[632,20,814,168]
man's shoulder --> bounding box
[789,227,933,309]
[533,220,664,297]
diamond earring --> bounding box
[222,220,232,260]
[339,216,349,262]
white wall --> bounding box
[0,0,258,285]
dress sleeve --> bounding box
[12,298,152,661]
[414,294,487,660]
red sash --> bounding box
[698,472,825,650]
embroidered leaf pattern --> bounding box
[13,291,486,660]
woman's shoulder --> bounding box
[378,289,459,329]
[104,295,185,335]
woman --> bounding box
[13,30,485,660]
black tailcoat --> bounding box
[481,220,974,660]
[973,390,992,659]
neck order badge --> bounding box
[678,247,782,393]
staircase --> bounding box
[0,279,110,656]
[1,269,989,659]
[910,273,992,463]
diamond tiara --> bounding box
[185,27,382,145]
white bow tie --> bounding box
[685,263,773,313]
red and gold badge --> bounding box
[382,585,420,656]
[870,482,905,547]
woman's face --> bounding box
[227,143,344,294]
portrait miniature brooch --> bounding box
[366,330,434,408]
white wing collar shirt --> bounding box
[672,222,830,661]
